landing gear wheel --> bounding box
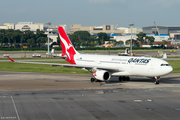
[91,78,95,82]
[154,76,160,85]
[121,76,130,81]
[123,76,126,81]
[155,81,159,84]
[119,76,122,81]
[126,77,130,81]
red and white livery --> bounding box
[7,26,173,84]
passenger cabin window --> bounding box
[161,64,170,66]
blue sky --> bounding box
[0,0,180,28]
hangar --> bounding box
[143,26,180,40]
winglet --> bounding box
[7,56,16,62]
[161,53,167,60]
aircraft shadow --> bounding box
[106,76,180,84]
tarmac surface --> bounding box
[0,71,180,120]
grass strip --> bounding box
[166,60,180,73]
[0,60,179,74]
[0,61,89,74]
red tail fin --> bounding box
[58,26,78,64]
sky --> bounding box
[0,0,180,28]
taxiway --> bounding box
[0,71,180,120]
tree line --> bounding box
[65,31,112,48]
[125,32,155,47]
[55,31,155,48]
[0,28,156,49]
[0,29,52,48]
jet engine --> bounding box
[93,70,111,81]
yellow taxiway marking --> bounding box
[172,90,180,92]
[2,75,13,77]
[22,75,27,77]
[40,77,46,78]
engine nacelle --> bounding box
[93,70,111,81]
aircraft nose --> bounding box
[166,66,173,74]
[169,66,173,73]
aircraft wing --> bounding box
[7,57,123,72]
[53,64,123,72]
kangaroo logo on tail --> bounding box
[58,27,79,64]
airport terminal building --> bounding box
[143,26,180,47]
[0,22,64,44]
[15,22,44,31]
[70,24,143,46]
[1,22,180,47]
[69,24,142,36]
[0,23,15,29]
[70,24,123,36]
[0,22,44,31]
[143,26,180,40]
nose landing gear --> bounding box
[155,76,160,84]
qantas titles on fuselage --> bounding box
[111,58,151,64]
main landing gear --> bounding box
[155,76,160,84]
[90,78,102,82]
[90,76,130,83]
[119,76,130,81]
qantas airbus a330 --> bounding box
[7,26,173,84]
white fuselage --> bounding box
[73,54,173,77]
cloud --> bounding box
[88,0,125,3]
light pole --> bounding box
[46,22,51,56]
[128,23,134,56]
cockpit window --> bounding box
[161,64,170,66]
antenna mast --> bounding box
[154,21,161,41]
[111,23,119,36]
